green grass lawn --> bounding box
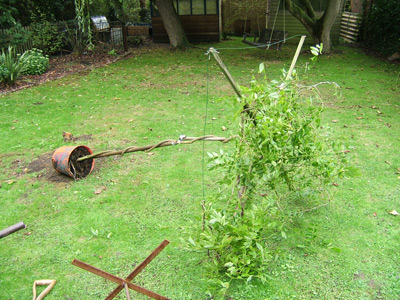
[0,38,399,299]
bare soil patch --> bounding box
[0,52,116,94]
[27,152,71,184]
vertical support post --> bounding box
[286,35,306,80]
[105,240,170,300]
[208,48,242,98]
[122,25,128,52]
[123,283,131,300]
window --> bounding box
[206,0,217,14]
[192,0,205,15]
[151,0,218,17]
[178,0,191,15]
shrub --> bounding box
[0,65,10,81]
[30,17,64,55]
[63,20,90,56]
[366,0,400,56]
[0,0,30,50]
[0,46,29,85]
[21,49,49,75]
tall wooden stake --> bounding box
[208,47,242,98]
[286,35,306,80]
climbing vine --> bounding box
[187,51,350,297]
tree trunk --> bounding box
[319,0,342,52]
[285,0,342,53]
[154,0,189,49]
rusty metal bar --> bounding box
[0,221,25,239]
[71,259,170,300]
[105,240,170,300]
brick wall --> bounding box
[222,0,268,35]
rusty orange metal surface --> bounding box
[52,145,94,178]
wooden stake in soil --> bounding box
[72,240,170,300]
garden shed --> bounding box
[150,0,345,45]
[223,0,345,44]
[150,0,221,43]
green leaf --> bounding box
[224,262,234,267]
[330,247,342,253]
[90,228,98,236]
[311,48,319,56]
[344,166,362,177]
[188,237,196,247]
[259,62,265,74]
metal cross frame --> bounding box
[71,240,170,300]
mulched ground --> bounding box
[0,40,173,95]
[0,52,116,94]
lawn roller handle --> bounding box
[0,221,26,239]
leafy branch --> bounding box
[186,50,350,297]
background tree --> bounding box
[23,0,75,23]
[284,0,342,53]
[364,0,400,57]
[154,0,189,49]
[0,0,30,49]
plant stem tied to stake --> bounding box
[77,135,237,162]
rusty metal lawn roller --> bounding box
[52,145,95,180]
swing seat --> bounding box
[242,29,288,50]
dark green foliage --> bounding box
[127,36,144,47]
[64,0,93,56]
[21,48,49,75]
[366,0,400,56]
[30,14,64,55]
[0,65,10,80]
[24,0,76,24]
[0,0,30,50]
[63,21,90,56]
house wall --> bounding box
[221,0,268,35]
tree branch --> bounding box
[285,0,316,34]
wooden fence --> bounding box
[340,11,361,43]
[0,26,33,53]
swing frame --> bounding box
[241,0,287,50]
[242,29,288,50]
